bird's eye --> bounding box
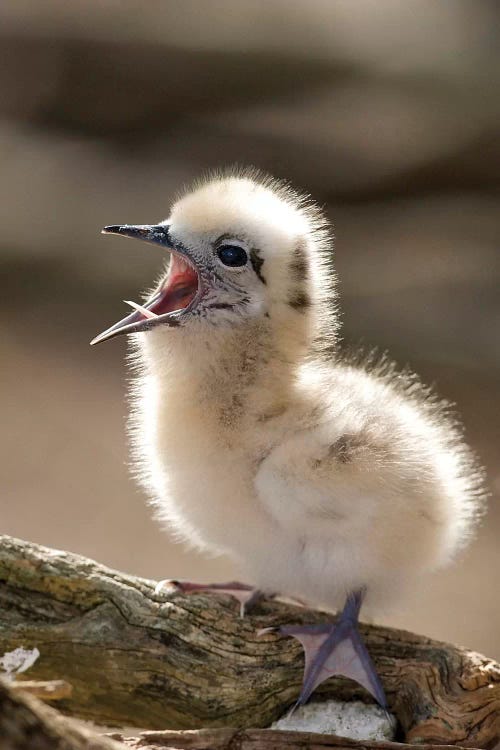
[217,244,248,267]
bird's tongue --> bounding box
[147,254,199,317]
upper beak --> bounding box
[90,223,196,346]
[101,223,172,246]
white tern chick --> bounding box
[92,168,485,709]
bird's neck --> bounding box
[140,316,308,431]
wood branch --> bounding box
[0,678,477,750]
[0,677,122,750]
[114,728,475,750]
[11,678,73,701]
[0,535,499,748]
[114,729,480,750]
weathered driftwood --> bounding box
[0,677,122,750]
[0,678,478,750]
[10,678,73,701]
[0,535,498,747]
[114,728,476,750]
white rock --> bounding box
[0,646,40,680]
[271,699,396,741]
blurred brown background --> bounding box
[1,1,499,658]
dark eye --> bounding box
[217,244,248,267]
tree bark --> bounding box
[0,535,498,747]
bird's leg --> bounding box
[154,579,264,616]
[267,589,387,710]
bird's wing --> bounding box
[254,425,375,535]
[253,416,450,608]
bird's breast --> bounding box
[141,382,280,558]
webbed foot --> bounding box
[265,590,387,710]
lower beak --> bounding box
[90,224,199,346]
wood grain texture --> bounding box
[0,680,479,750]
[11,679,73,701]
[0,677,121,750]
[0,535,498,747]
[116,728,478,750]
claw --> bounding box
[154,579,182,596]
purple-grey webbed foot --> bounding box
[154,579,264,617]
[270,590,387,711]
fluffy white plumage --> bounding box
[127,167,485,613]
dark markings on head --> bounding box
[143,316,181,330]
[250,249,266,285]
[288,288,310,311]
[206,294,251,312]
[206,302,235,310]
[290,242,308,280]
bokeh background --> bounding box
[1,1,499,659]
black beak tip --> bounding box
[102,225,122,235]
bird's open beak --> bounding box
[90,224,201,345]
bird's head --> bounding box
[91,169,337,350]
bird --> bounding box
[91,167,486,710]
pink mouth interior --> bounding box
[148,254,199,316]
